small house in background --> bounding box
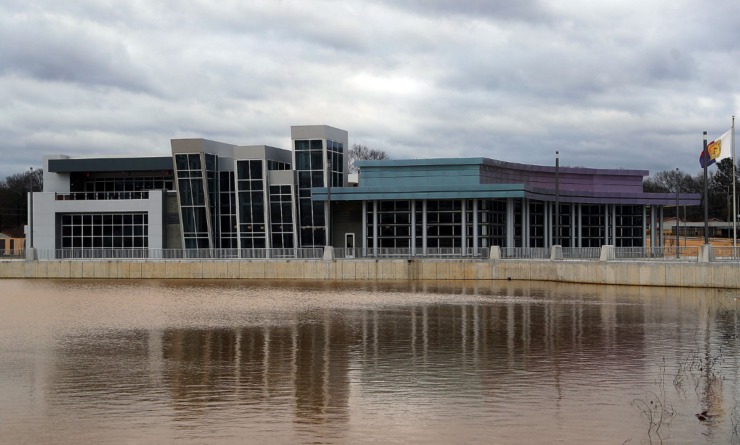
[0,233,24,256]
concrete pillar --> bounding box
[551,245,563,260]
[650,206,656,250]
[642,205,647,249]
[422,200,428,255]
[599,245,615,261]
[699,244,713,263]
[411,200,416,255]
[506,198,514,248]
[362,201,367,250]
[611,204,616,246]
[472,199,479,252]
[372,201,378,255]
[659,206,664,251]
[322,246,334,260]
[489,245,501,260]
[577,204,582,248]
[603,204,609,246]
[461,199,466,253]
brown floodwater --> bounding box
[0,279,738,444]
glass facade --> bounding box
[295,139,333,248]
[425,200,462,248]
[59,213,148,249]
[614,205,643,247]
[219,171,238,249]
[269,185,295,248]
[464,199,507,249]
[553,203,572,248]
[367,201,410,248]
[580,204,605,248]
[175,153,211,249]
[237,160,266,249]
[79,175,174,194]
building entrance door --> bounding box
[345,233,355,258]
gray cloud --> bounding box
[0,0,739,181]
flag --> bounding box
[699,129,732,168]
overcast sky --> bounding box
[1,0,738,180]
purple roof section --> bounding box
[480,159,700,205]
[480,159,646,193]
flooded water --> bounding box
[0,279,739,444]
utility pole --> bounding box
[554,151,560,247]
[675,168,680,258]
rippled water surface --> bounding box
[1,279,739,444]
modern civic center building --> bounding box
[29,125,701,258]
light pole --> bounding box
[28,167,34,252]
[554,151,560,247]
[675,168,679,258]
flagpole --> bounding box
[703,131,709,245]
[733,115,736,250]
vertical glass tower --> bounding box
[291,125,348,248]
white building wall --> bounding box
[32,191,166,252]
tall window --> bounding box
[426,200,462,248]
[269,185,295,248]
[581,204,605,247]
[237,160,266,249]
[219,171,237,248]
[367,201,410,248]
[175,153,210,249]
[295,139,326,247]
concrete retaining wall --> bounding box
[2,259,740,288]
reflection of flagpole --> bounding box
[733,116,736,250]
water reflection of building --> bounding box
[161,320,351,427]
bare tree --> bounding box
[0,168,43,234]
[348,144,389,173]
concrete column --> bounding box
[489,245,501,259]
[461,199,466,253]
[599,245,615,261]
[362,201,367,250]
[571,203,576,247]
[659,206,664,251]
[545,201,550,247]
[551,245,563,260]
[611,204,617,246]
[650,206,656,250]
[642,205,647,249]
[372,201,378,255]
[422,200,428,255]
[603,204,609,246]
[411,200,416,255]
[577,204,582,248]
[472,199,479,252]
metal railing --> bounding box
[37,248,324,260]
[712,246,740,261]
[333,247,489,259]
[562,247,601,260]
[612,246,700,261]
[17,245,737,262]
[55,191,150,201]
[0,249,25,259]
[500,247,551,259]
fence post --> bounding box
[489,246,501,260]
[698,244,713,263]
[323,246,334,260]
[551,245,563,260]
[599,245,614,262]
